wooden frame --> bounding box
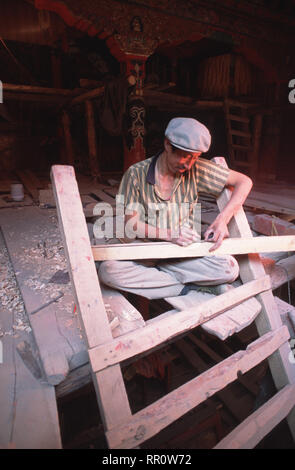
[51,162,295,449]
[215,383,295,449]
[88,276,271,373]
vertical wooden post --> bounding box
[85,100,100,180]
[61,111,74,166]
[123,57,147,170]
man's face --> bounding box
[164,140,202,175]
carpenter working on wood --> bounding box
[98,117,253,299]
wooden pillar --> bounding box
[105,27,157,170]
[85,100,100,180]
[51,50,63,89]
[123,58,147,171]
[61,111,74,166]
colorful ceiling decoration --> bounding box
[33,0,294,81]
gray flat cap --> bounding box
[165,117,211,153]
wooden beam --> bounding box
[71,86,105,105]
[214,384,295,449]
[3,92,69,104]
[55,363,92,399]
[2,82,77,96]
[269,255,295,290]
[90,189,116,206]
[213,156,295,441]
[101,285,145,337]
[106,326,289,449]
[144,89,223,110]
[71,76,135,106]
[88,276,271,373]
[188,334,260,396]
[91,236,295,261]
[174,338,251,422]
[244,196,295,216]
[51,165,132,430]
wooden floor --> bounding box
[0,169,295,448]
[244,181,295,219]
[0,234,61,449]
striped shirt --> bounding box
[118,153,230,239]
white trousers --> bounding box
[98,254,239,300]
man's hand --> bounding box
[204,217,229,252]
[203,169,252,252]
[168,225,199,247]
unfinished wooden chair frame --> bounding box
[51,158,295,449]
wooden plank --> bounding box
[91,236,295,261]
[269,255,295,290]
[174,338,250,422]
[244,197,295,216]
[89,276,271,373]
[3,82,76,97]
[249,190,295,211]
[0,207,76,385]
[103,187,119,198]
[39,189,55,206]
[91,189,116,206]
[55,363,92,399]
[0,274,61,448]
[51,165,132,430]
[188,334,260,395]
[214,384,295,449]
[3,91,70,105]
[0,195,33,208]
[106,326,289,449]
[71,86,105,105]
[165,289,261,340]
[213,156,295,440]
[274,296,295,338]
[101,285,145,338]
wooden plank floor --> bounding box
[0,206,87,385]
[0,230,61,449]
